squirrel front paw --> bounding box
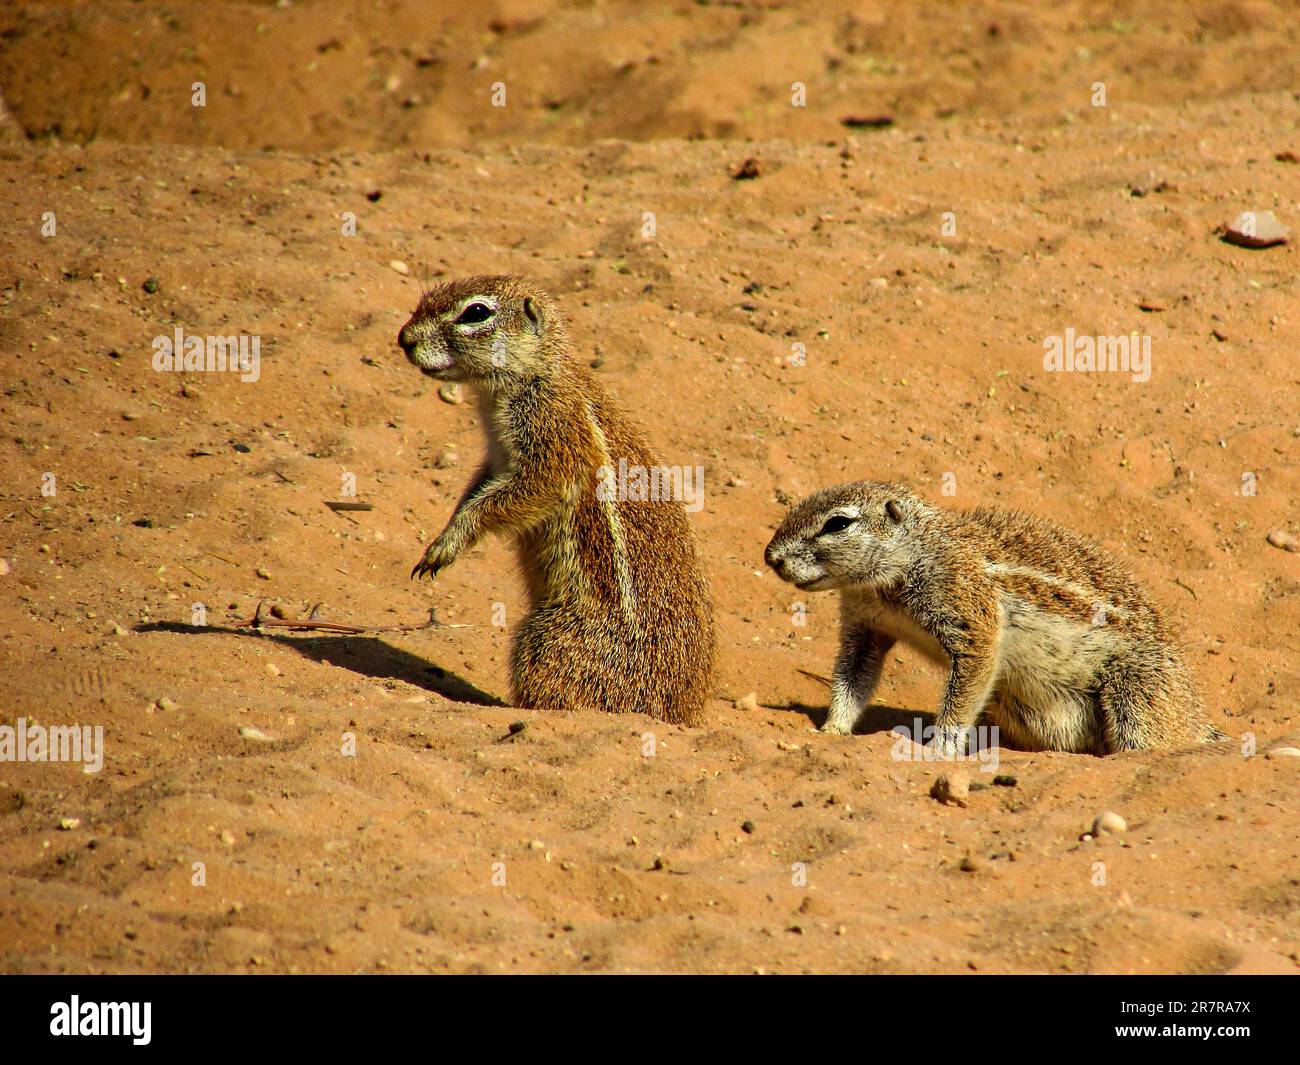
[410,539,456,580]
[928,725,970,758]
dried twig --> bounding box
[797,668,832,687]
[179,563,208,583]
[235,600,462,634]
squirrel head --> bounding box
[765,481,918,591]
[397,275,566,385]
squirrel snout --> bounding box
[764,544,786,573]
[397,326,416,355]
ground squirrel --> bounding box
[396,275,715,725]
[764,481,1220,754]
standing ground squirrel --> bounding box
[764,481,1221,753]
[397,275,715,725]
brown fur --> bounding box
[398,275,715,724]
[765,481,1220,754]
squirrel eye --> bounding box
[818,515,855,536]
[455,301,494,325]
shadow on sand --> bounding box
[137,622,505,706]
[771,699,936,737]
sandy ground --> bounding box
[0,1,1298,974]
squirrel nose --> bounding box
[397,326,415,354]
[765,546,785,572]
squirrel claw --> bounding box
[411,542,451,581]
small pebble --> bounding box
[438,384,463,405]
[1092,810,1127,836]
[1266,530,1298,553]
[389,260,410,275]
[1223,209,1288,248]
[142,277,160,293]
[157,696,177,712]
[959,854,986,873]
[220,829,237,846]
[507,720,527,735]
[265,662,281,676]
[734,692,758,712]
[930,772,970,807]
[0,559,10,576]
[992,774,1018,787]
[110,623,128,636]
[776,740,801,752]
[797,895,832,917]
[741,820,756,834]
[255,567,271,580]
[239,726,272,742]
[58,817,80,831]
[1265,746,1300,760]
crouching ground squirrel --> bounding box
[396,275,715,725]
[765,481,1221,754]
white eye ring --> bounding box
[818,515,856,537]
[455,301,495,326]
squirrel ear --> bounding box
[522,296,543,334]
[885,499,904,523]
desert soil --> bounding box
[0,0,1297,974]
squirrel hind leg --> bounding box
[1097,647,1205,753]
[507,609,681,722]
[982,685,1102,753]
